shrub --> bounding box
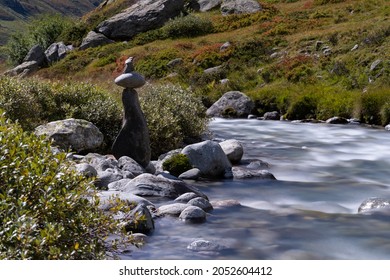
[0,112,121,259]
[139,83,209,158]
[0,77,122,151]
[285,95,318,120]
[136,48,180,79]
[162,14,214,38]
[162,154,193,177]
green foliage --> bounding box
[286,95,318,120]
[136,48,180,79]
[0,77,122,151]
[5,14,75,65]
[162,154,193,177]
[162,14,214,38]
[0,112,117,259]
[139,83,209,158]
[358,88,390,124]
[314,0,346,5]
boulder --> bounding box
[98,190,154,209]
[221,0,262,16]
[181,140,233,178]
[122,204,155,234]
[97,0,186,40]
[74,163,97,178]
[121,173,207,199]
[197,0,222,12]
[34,118,104,153]
[206,91,254,118]
[263,111,281,120]
[385,124,390,131]
[95,168,130,189]
[118,156,146,176]
[45,42,70,63]
[178,168,201,180]
[79,31,114,50]
[326,116,349,124]
[108,178,133,191]
[219,139,244,164]
[358,198,390,214]
[187,197,213,211]
[187,239,229,253]
[4,61,40,77]
[179,206,207,223]
[232,167,276,180]
[23,44,46,66]
[174,192,200,203]
[158,203,188,216]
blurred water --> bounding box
[125,119,390,260]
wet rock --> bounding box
[79,31,114,50]
[187,197,213,211]
[182,140,232,179]
[358,197,390,214]
[178,168,201,180]
[97,0,186,40]
[158,203,188,216]
[187,239,228,253]
[121,173,207,199]
[34,118,104,153]
[219,139,244,164]
[175,192,200,203]
[263,111,281,120]
[326,116,349,124]
[211,199,241,208]
[232,167,276,180]
[206,91,254,118]
[246,160,270,169]
[221,0,262,15]
[179,206,207,223]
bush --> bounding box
[162,14,214,38]
[0,77,122,151]
[0,112,119,259]
[285,95,318,120]
[139,83,209,158]
[162,154,193,177]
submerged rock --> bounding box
[358,197,390,214]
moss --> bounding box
[162,154,193,177]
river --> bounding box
[125,118,390,260]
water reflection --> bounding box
[126,119,390,260]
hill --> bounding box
[3,0,390,126]
[0,0,102,44]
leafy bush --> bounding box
[285,95,318,120]
[162,154,193,177]
[0,77,122,151]
[139,83,209,158]
[162,14,214,38]
[0,112,119,259]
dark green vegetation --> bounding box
[162,154,193,177]
[0,111,133,259]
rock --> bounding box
[385,124,390,131]
[79,31,114,50]
[121,173,207,199]
[351,44,359,51]
[204,65,224,75]
[45,42,70,63]
[232,167,276,180]
[118,156,145,176]
[167,58,183,68]
[23,44,46,66]
[74,163,97,178]
[315,41,323,51]
[179,206,206,223]
[326,116,349,124]
[84,154,118,172]
[196,0,222,12]
[4,61,40,77]
[221,0,262,15]
[97,0,186,40]
[98,190,154,209]
[358,198,390,214]
[211,199,241,208]
[206,91,254,118]
[219,139,244,164]
[34,118,104,153]
[181,140,232,178]
[178,168,201,180]
[370,59,382,72]
[115,73,146,88]
[95,168,127,189]
[187,197,213,211]
[220,41,231,52]
[122,204,154,234]
[263,111,281,120]
[220,78,229,85]
[187,239,228,252]
[246,160,269,169]
[108,178,133,191]
[175,192,199,203]
[158,203,188,216]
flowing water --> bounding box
[126,118,390,260]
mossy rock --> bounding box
[162,154,193,177]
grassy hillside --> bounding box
[0,0,101,45]
[4,0,390,126]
